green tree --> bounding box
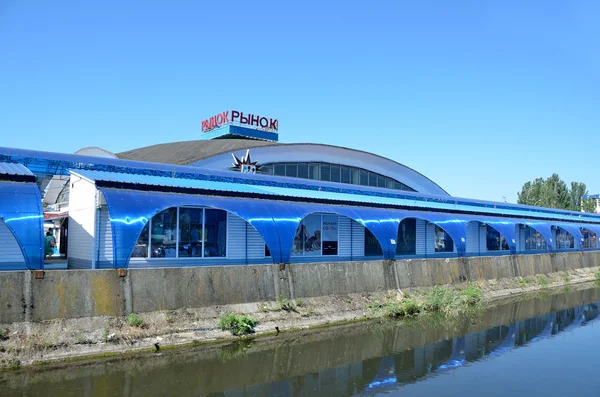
[570,182,588,211]
[517,178,544,206]
[518,174,595,212]
[582,198,598,213]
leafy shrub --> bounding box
[218,312,258,336]
[127,312,144,328]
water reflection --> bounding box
[2,285,600,397]
[361,302,598,395]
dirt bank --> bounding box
[1,266,599,370]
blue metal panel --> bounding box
[0,181,43,269]
[0,162,33,176]
[99,188,286,268]
[73,167,600,225]
[1,146,600,224]
[99,188,401,266]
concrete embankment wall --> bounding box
[1,251,599,323]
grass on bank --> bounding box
[260,295,299,313]
[368,285,484,319]
[217,312,258,336]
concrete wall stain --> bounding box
[1,252,599,322]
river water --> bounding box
[2,285,600,397]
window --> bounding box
[260,165,273,175]
[298,163,309,179]
[178,208,203,257]
[320,164,330,182]
[583,230,597,249]
[351,168,359,184]
[274,164,285,176]
[359,170,368,186]
[308,163,319,180]
[132,223,150,258]
[365,228,383,256]
[396,218,416,255]
[150,208,177,258]
[330,165,341,183]
[130,207,227,259]
[204,209,227,257]
[340,166,350,184]
[524,226,548,250]
[554,227,574,249]
[486,225,509,251]
[259,162,416,192]
[285,163,298,178]
[368,172,378,187]
[292,214,338,256]
[434,225,454,253]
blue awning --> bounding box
[70,169,600,226]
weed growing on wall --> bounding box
[127,313,144,328]
[369,285,484,319]
[218,312,258,336]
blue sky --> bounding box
[1,1,598,202]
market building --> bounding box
[1,110,600,271]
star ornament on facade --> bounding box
[230,149,262,174]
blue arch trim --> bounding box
[468,216,518,255]
[99,188,285,267]
[519,220,554,252]
[99,187,600,267]
[555,223,584,250]
[383,210,469,258]
[263,204,398,263]
[0,181,43,269]
[582,225,600,244]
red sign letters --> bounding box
[202,110,278,133]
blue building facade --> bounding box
[0,125,599,270]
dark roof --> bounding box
[117,139,278,165]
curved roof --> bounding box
[117,139,274,165]
[117,139,450,196]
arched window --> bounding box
[131,207,227,259]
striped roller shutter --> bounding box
[338,216,352,257]
[479,224,487,253]
[0,220,26,270]
[247,222,268,260]
[97,206,113,267]
[466,222,479,254]
[351,220,365,257]
[425,222,436,255]
[415,219,427,255]
[227,213,247,261]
